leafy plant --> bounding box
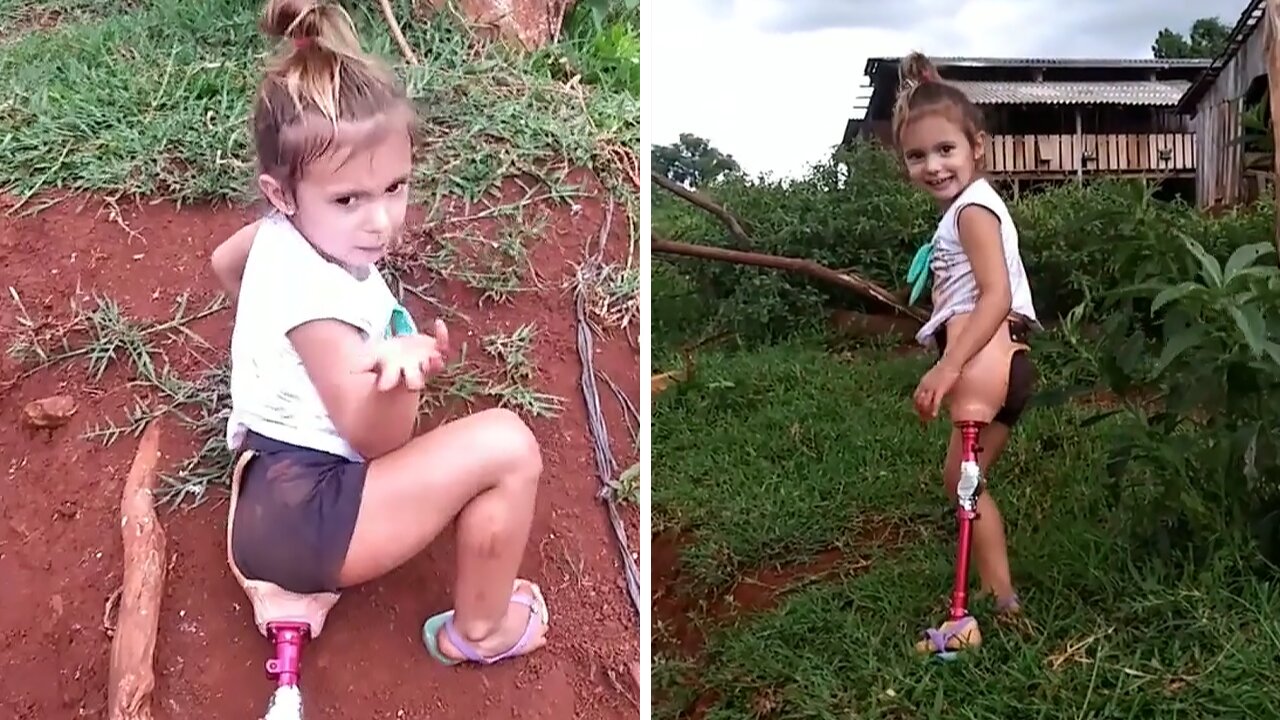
[1054,233,1280,563]
[539,0,639,97]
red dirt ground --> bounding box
[0,176,639,719]
[651,517,916,719]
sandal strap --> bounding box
[924,615,974,654]
[996,593,1021,612]
[443,594,541,665]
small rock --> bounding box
[23,395,78,429]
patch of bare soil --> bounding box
[0,176,639,718]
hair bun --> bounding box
[900,51,941,86]
[262,0,316,39]
[261,0,362,56]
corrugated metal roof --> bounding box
[864,56,1211,75]
[918,56,1210,68]
[949,79,1192,106]
[1175,0,1265,112]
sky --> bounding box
[648,0,1239,178]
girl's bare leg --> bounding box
[942,422,1016,606]
[337,407,546,659]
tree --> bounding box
[651,133,741,188]
[1152,17,1231,59]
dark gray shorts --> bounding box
[229,430,367,594]
[934,317,1037,428]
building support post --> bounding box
[1074,109,1084,184]
[1267,0,1280,255]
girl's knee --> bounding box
[477,408,542,478]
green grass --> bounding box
[654,344,1280,719]
[0,0,639,206]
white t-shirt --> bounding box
[226,213,400,461]
[916,178,1040,346]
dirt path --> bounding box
[652,516,918,719]
[0,181,639,718]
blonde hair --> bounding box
[253,0,415,191]
[890,52,985,150]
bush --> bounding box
[1048,233,1280,563]
[653,140,1275,347]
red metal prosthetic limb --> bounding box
[948,420,984,621]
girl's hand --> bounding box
[913,360,962,421]
[355,319,451,391]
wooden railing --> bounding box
[985,133,1196,175]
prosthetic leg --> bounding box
[226,452,341,720]
[915,313,1028,659]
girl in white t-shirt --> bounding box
[892,52,1042,654]
[208,0,548,668]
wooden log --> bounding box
[419,0,577,51]
[651,174,753,248]
[108,423,165,720]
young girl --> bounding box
[892,53,1040,622]
[208,0,549,666]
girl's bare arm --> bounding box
[938,205,1013,371]
[210,219,263,301]
[287,319,419,459]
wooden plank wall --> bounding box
[1193,16,1268,207]
[984,133,1196,175]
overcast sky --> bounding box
[649,0,1238,178]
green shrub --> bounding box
[652,140,1275,348]
[1048,233,1280,563]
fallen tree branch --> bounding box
[378,0,419,65]
[108,422,166,720]
[653,234,927,323]
[651,173,752,246]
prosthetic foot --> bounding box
[226,452,341,720]
[916,313,1027,660]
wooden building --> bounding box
[845,57,1210,196]
[1175,0,1268,208]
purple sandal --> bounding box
[422,581,550,666]
[922,615,977,654]
[996,593,1021,614]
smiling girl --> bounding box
[893,52,1042,648]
